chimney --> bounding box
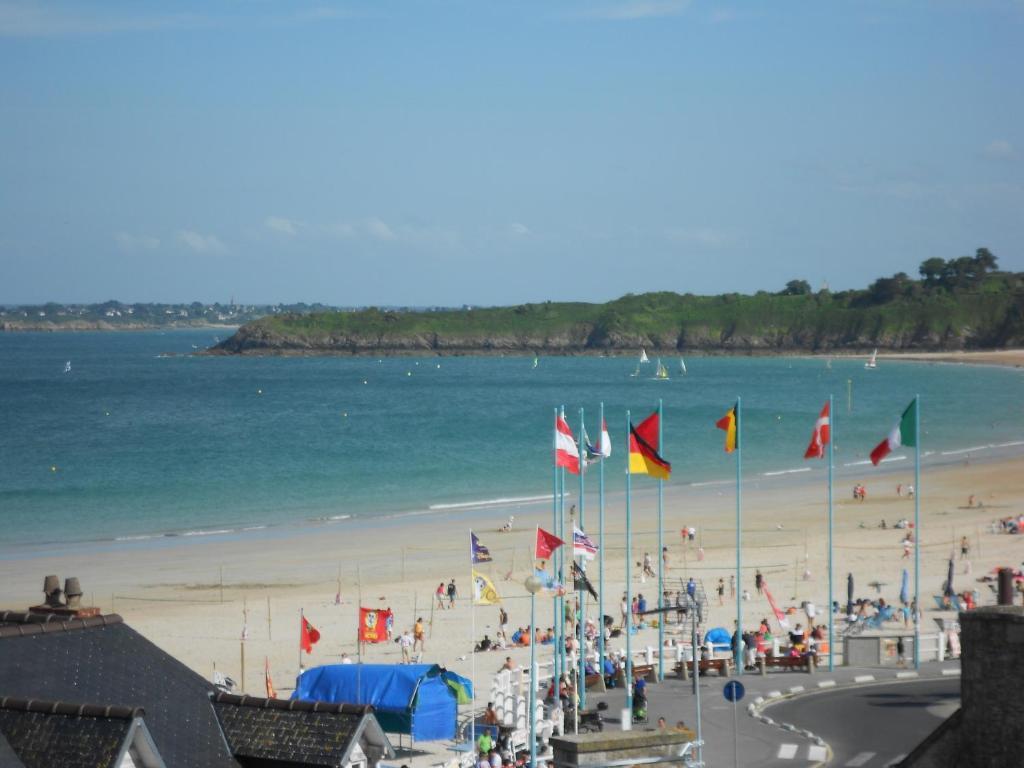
[29,575,100,618]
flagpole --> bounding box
[552,407,560,686]
[298,608,303,675]
[735,397,743,675]
[914,393,921,670]
[469,530,476,749]
[625,409,633,715]
[657,398,664,682]
[598,401,606,687]
[558,404,566,681]
[577,406,587,712]
[827,394,834,672]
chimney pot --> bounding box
[64,577,83,609]
[43,575,62,608]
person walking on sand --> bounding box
[717,577,725,606]
[620,594,629,630]
[902,537,913,560]
[960,536,970,560]
[447,579,458,608]
[755,569,764,596]
[399,628,414,663]
[729,574,735,598]
[436,582,446,610]
[413,617,426,653]
[497,606,509,645]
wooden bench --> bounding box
[615,663,657,686]
[759,655,815,674]
[674,658,732,678]
[584,673,606,691]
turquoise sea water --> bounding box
[1,330,1021,553]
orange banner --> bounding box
[358,607,393,644]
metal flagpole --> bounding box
[625,409,633,715]
[735,397,743,675]
[828,394,835,672]
[598,401,606,686]
[559,405,567,680]
[298,608,303,674]
[552,407,560,685]
[657,398,665,681]
[578,406,587,711]
[914,394,921,670]
[469,530,476,749]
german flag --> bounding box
[716,403,739,453]
[628,411,671,480]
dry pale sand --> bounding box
[876,349,1024,367]
[1,452,1021,705]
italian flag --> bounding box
[870,399,917,466]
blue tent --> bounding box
[294,664,472,742]
[704,627,731,649]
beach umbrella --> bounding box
[846,573,854,616]
[945,558,955,598]
[899,569,909,605]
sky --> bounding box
[1,0,1022,307]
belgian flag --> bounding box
[628,411,671,480]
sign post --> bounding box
[723,680,745,768]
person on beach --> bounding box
[498,606,509,644]
[436,582,446,610]
[620,594,628,629]
[413,617,425,653]
[755,569,764,596]
[643,552,656,578]
[399,629,413,663]
[717,578,725,605]
[686,577,696,600]
[447,579,458,608]
[902,537,913,559]
[960,536,970,560]
[729,574,735,598]
[484,703,499,725]
[341,652,352,664]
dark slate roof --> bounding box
[0,612,236,768]
[212,693,376,768]
[0,698,139,768]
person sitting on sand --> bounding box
[477,634,492,652]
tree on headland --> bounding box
[919,248,999,291]
[779,279,812,296]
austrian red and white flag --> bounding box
[803,401,831,459]
[535,526,565,560]
[555,413,580,475]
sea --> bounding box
[1,330,1021,556]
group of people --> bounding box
[435,579,459,609]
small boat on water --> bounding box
[679,358,687,375]
[654,359,669,380]
[63,361,71,374]
[639,348,650,364]
[532,354,539,369]
[630,364,641,378]
[865,349,878,369]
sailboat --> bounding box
[679,357,687,375]
[532,354,539,369]
[654,358,669,380]
[639,349,650,364]
[865,349,878,370]
[63,361,71,374]
[630,364,641,378]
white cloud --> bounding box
[983,139,1015,159]
[0,2,204,37]
[264,215,300,236]
[510,222,531,236]
[113,232,160,252]
[365,217,397,241]
[177,229,226,254]
[585,0,690,20]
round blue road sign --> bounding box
[723,680,745,702]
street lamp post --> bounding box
[524,574,543,768]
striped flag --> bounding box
[555,413,580,474]
[628,411,671,480]
[870,399,917,466]
[573,526,598,560]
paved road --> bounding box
[764,677,960,767]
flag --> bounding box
[555,413,580,475]
[869,399,917,466]
[534,569,565,595]
[803,401,831,459]
[628,411,671,480]
[571,562,598,600]
[265,657,277,699]
[762,582,789,630]
[716,403,739,453]
[599,419,612,458]
[583,419,612,464]
[358,607,393,643]
[535,526,564,560]
[572,525,598,560]
[583,425,600,464]
[472,570,502,605]
[471,532,492,564]
[300,615,320,654]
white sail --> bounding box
[655,359,669,379]
[865,349,878,369]
[63,361,71,374]
[639,348,649,364]
[680,358,687,374]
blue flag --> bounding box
[471,532,492,564]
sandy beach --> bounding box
[1,449,1021,707]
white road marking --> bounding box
[853,675,875,683]
[942,668,961,676]
[845,752,876,766]
[767,690,783,698]
[807,745,828,761]
[895,671,918,679]
[817,680,836,688]
[788,685,805,694]
[777,744,798,759]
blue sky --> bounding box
[1,0,1021,306]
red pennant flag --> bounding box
[803,401,831,459]
[535,526,565,560]
[300,615,320,654]
[265,657,277,699]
